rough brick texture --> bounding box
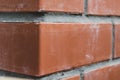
[0,23,112,76]
[40,0,84,13]
[0,23,39,76]
[88,0,120,16]
[40,23,112,76]
[115,24,120,58]
[84,64,120,80]
[0,0,84,13]
[0,0,39,12]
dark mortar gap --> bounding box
[0,12,45,22]
[84,0,88,16]
[86,14,120,17]
[111,19,115,60]
[79,69,84,80]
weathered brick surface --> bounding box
[0,0,39,12]
[39,23,112,75]
[0,23,112,76]
[115,24,120,58]
[84,64,120,80]
[88,0,120,16]
[0,23,39,76]
[0,0,84,13]
[40,0,84,13]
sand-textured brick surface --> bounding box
[88,0,120,16]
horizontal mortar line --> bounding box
[83,59,120,73]
[40,12,120,23]
[43,14,112,23]
[43,13,120,23]
[0,12,120,23]
[0,12,44,22]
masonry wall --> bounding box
[0,0,120,80]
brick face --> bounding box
[0,23,39,76]
[40,0,84,13]
[0,23,112,76]
[88,0,120,16]
[39,23,112,75]
[84,64,120,80]
[115,24,120,58]
[0,0,84,13]
[0,0,39,12]
[1,0,120,15]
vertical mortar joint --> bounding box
[83,0,88,16]
[111,18,115,60]
[79,69,84,80]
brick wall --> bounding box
[0,0,120,80]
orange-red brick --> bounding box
[40,0,84,13]
[0,23,39,76]
[0,0,39,12]
[0,23,112,76]
[61,75,80,80]
[0,0,84,13]
[39,23,112,75]
[84,64,120,80]
[88,0,120,16]
[115,24,120,58]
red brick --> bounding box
[115,24,120,58]
[61,75,80,80]
[0,23,39,76]
[84,63,120,80]
[0,0,84,13]
[39,23,112,75]
[88,0,120,16]
[40,0,84,13]
[0,0,39,12]
[0,23,112,76]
